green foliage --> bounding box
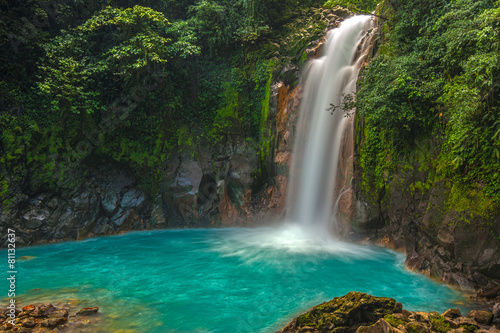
[209,83,241,142]
[356,0,500,208]
[38,6,199,115]
[0,0,326,202]
[324,0,378,13]
[260,72,272,133]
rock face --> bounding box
[0,67,306,247]
[278,292,499,333]
[250,79,302,220]
[0,143,265,246]
[337,18,500,293]
[0,13,314,248]
[347,152,500,291]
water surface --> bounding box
[4,227,467,332]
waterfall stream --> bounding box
[287,15,374,237]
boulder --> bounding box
[442,308,462,319]
[409,312,430,323]
[454,316,480,328]
[467,310,493,325]
[277,292,398,332]
[405,321,430,333]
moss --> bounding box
[429,314,450,333]
[0,178,13,211]
[384,314,406,327]
[459,324,477,333]
[209,83,240,143]
[405,322,422,333]
[260,72,272,134]
[446,182,496,223]
[177,125,195,157]
[294,292,397,331]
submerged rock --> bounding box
[76,307,99,316]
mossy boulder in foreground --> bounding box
[277,292,400,332]
[277,292,500,333]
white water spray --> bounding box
[286,16,374,238]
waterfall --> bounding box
[287,15,374,238]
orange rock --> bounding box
[22,305,35,312]
[76,307,99,315]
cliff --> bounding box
[0,6,348,247]
[340,0,500,293]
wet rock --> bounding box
[4,309,20,316]
[442,272,476,292]
[18,256,36,261]
[493,303,500,324]
[22,305,35,312]
[468,310,493,325]
[45,317,67,326]
[21,318,36,328]
[101,191,119,216]
[443,308,462,319]
[17,328,32,333]
[444,317,459,329]
[121,189,146,210]
[47,309,69,318]
[47,197,59,209]
[112,209,131,227]
[409,311,430,323]
[405,321,430,333]
[93,216,111,235]
[76,307,99,316]
[22,208,49,229]
[454,316,480,328]
[38,303,55,314]
[480,286,500,299]
[2,322,14,330]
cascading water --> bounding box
[287,15,374,238]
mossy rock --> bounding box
[384,314,406,327]
[278,292,398,332]
[429,313,450,333]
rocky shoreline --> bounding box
[278,292,500,333]
[0,303,100,332]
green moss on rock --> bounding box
[384,314,406,327]
[279,292,398,332]
[429,313,450,333]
